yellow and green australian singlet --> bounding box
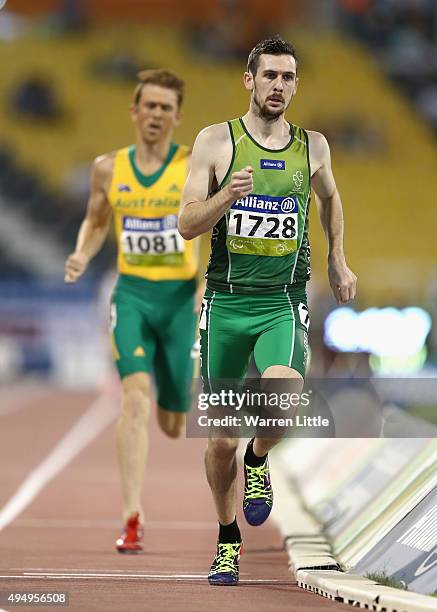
[107,143,197,281]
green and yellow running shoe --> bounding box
[243,453,273,526]
[208,541,242,586]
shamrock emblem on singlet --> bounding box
[292,170,304,189]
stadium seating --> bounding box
[0,27,436,297]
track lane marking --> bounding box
[0,395,118,532]
[10,518,217,530]
[0,573,284,584]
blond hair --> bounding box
[133,69,185,108]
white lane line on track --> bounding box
[0,573,282,583]
[0,395,118,532]
[26,573,207,579]
[9,567,206,573]
[11,518,217,530]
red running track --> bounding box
[0,382,349,611]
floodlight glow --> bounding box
[324,307,432,358]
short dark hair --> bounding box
[133,69,185,108]
[247,36,298,76]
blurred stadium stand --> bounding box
[0,1,436,382]
[336,0,437,131]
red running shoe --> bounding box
[116,512,144,554]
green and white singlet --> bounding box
[206,117,311,294]
[199,118,312,385]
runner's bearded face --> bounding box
[250,54,298,122]
[131,84,180,145]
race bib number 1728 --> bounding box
[226,194,299,257]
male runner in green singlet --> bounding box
[179,36,357,585]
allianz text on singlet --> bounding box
[206,118,311,294]
[108,143,196,281]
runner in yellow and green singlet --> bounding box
[65,70,204,554]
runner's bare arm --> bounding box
[64,155,114,283]
[309,131,357,304]
[178,125,253,240]
[185,150,208,311]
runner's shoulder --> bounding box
[193,123,231,166]
[306,130,330,154]
[195,122,230,147]
[93,151,117,175]
[92,151,117,190]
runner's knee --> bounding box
[157,409,185,439]
[121,373,150,422]
[207,437,239,458]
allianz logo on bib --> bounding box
[232,193,298,214]
[122,214,178,232]
[260,159,285,170]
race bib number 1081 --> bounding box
[226,194,299,257]
[121,214,185,266]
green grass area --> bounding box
[365,571,408,591]
[406,405,437,425]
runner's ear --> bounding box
[243,71,254,92]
